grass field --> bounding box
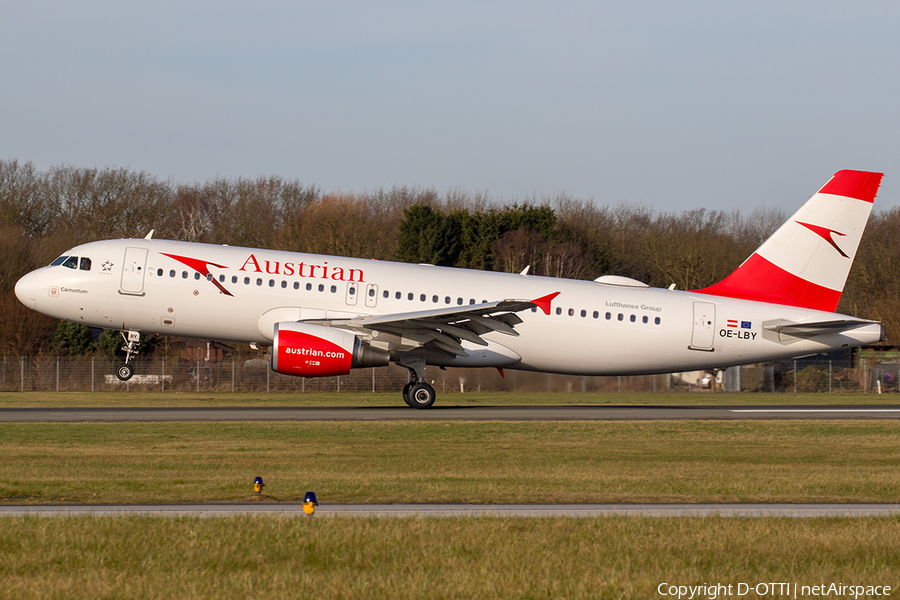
[2,392,899,598]
[0,390,897,408]
[1,516,898,599]
[1,420,899,504]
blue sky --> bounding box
[1,1,897,212]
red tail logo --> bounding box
[796,222,849,258]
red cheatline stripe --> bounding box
[818,170,883,203]
[693,253,841,312]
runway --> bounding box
[2,503,899,518]
[2,404,900,422]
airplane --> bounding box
[14,169,885,408]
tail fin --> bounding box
[693,170,883,312]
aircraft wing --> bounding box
[305,292,559,357]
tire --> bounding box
[407,382,436,409]
[116,363,134,382]
[402,382,414,407]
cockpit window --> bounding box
[51,255,92,270]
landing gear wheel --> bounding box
[407,382,436,409]
[115,363,134,382]
[402,382,415,407]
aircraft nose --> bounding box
[15,271,37,310]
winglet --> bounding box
[531,292,560,315]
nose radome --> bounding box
[15,271,37,310]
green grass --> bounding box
[0,516,898,599]
[1,420,899,504]
[0,390,897,408]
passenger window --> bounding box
[630,314,636,322]
[457,298,463,305]
[269,280,275,287]
[307,283,312,291]
[170,270,176,278]
[330,285,337,293]
[618,313,624,321]
[655,317,661,325]
[244,277,250,285]
[294,282,300,290]
[182,271,188,279]
[318,284,324,292]
[593,311,599,319]
[568,308,574,316]
[408,293,413,301]
[642,315,648,323]
[555,308,562,315]
[370,289,376,297]
[382,290,389,298]
[432,295,438,303]
[194,273,201,280]
[580,310,586,318]
[420,294,426,302]
[257,278,263,286]
[232,276,238,284]
[281,281,287,289]
[157,268,163,277]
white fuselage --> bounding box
[15,238,883,376]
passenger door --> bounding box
[120,247,148,296]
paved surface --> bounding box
[2,503,899,518]
[2,405,900,422]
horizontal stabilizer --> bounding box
[764,319,880,339]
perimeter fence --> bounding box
[1,355,896,394]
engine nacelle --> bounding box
[271,321,389,377]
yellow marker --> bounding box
[303,491,318,515]
[253,476,265,494]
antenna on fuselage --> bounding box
[144,229,154,240]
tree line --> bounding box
[1,159,897,357]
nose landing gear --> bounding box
[114,330,141,382]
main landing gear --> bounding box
[399,354,436,409]
[402,380,436,409]
[115,330,141,382]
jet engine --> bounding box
[271,321,389,377]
